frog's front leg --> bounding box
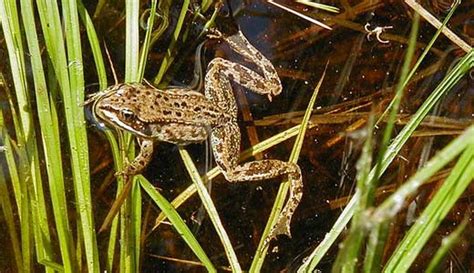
[100,137,154,232]
[117,137,154,179]
[211,123,303,243]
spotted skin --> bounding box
[92,30,302,243]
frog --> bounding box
[90,29,303,243]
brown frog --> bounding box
[91,30,302,242]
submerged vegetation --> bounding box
[0,0,472,272]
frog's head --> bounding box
[91,83,150,137]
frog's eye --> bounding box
[120,108,135,120]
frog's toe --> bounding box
[264,218,292,246]
[207,28,224,40]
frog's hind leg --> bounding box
[211,124,303,243]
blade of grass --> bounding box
[331,115,374,273]
[125,0,140,83]
[153,0,190,85]
[365,127,473,273]
[0,129,22,272]
[139,176,216,272]
[1,1,55,271]
[250,67,326,272]
[150,0,171,46]
[121,1,141,272]
[104,131,123,273]
[425,216,469,273]
[77,0,107,89]
[363,14,420,272]
[179,148,242,273]
[298,48,473,273]
[268,0,332,30]
[131,180,142,273]
[0,121,36,272]
[201,0,212,13]
[137,0,158,80]
[38,0,101,271]
[295,0,340,13]
[384,142,474,272]
[62,0,100,270]
[404,0,471,53]
[20,0,75,270]
[0,76,22,216]
[371,125,474,222]
[77,2,123,271]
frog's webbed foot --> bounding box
[211,124,303,245]
[227,161,302,245]
[206,28,225,40]
[264,163,302,245]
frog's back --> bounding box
[142,88,227,126]
[140,87,229,144]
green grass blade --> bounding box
[0,79,22,215]
[20,0,73,270]
[77,3,121,270]
[80,24,122,267]
[373,13,419,198]
[0,130,34,272]
[384,142,474,272]
[37,1,93,271]
[137,0,158,80]
[105,134,123,273]
[153,0,190,85]
[150,0,171,46]
[77,0,107,89]
[38,260,64,271]
[0,0,31,136]
[92,0,106,19]
[62,0,100,270]
[0,1,55,270]
[131,180,142,273]
[179,148,242,272]
[120,1,142,272]
[363,15,420,272]
[425,216,469,273]
[298,48,473,273]
[371,126,474,222]
[251,68,326,272]
[139,176,216,272]
[201,0,212,12]
[379,49,472,174]
[295,0,340,13]
[331,116,374,273]
[125,0,140,83]
[0,135,22,272]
